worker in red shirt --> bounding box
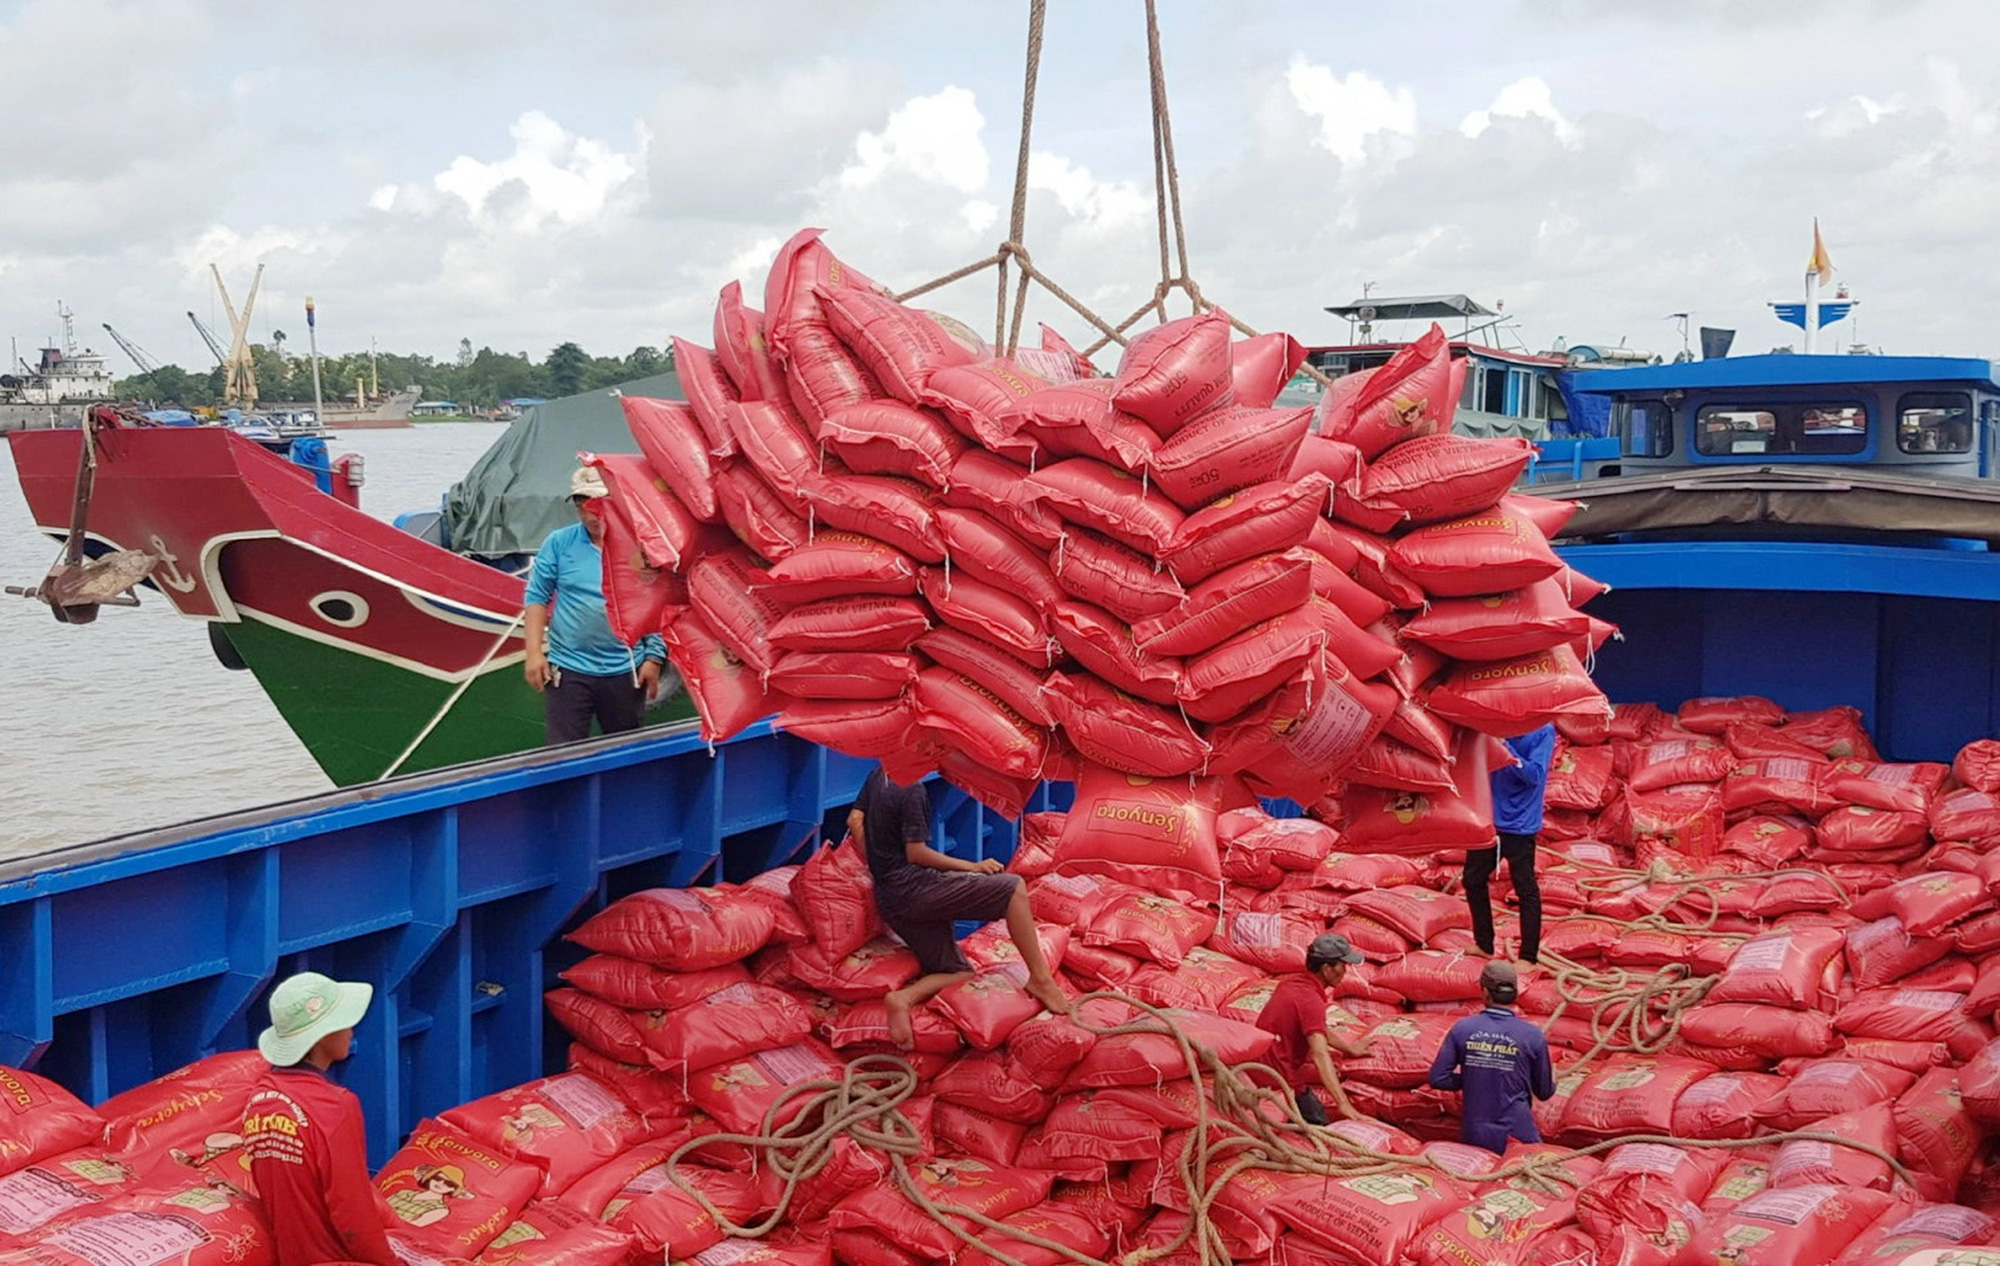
[241,972,397,1266]
[1256,933,1375,1125]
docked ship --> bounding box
[0,305,117,432]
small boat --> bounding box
[5,373,695,786]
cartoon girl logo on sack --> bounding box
[1386,793,1429,826]
[499,1104,564,1150]
[1464,1189,1540,1245]
[385,1164,476,1227]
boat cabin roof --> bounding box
[1571,352,2000,395]
[1308,340,1564,370]
[1324,294,1495,321]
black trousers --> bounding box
[1464,831,1542,962]
[544,668,646,744]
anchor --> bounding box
[5,404,161,624]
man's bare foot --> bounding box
[883,991,916,1050]
[1025,974,1073,1016]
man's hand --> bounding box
[1334,1034,1375,1059]
[972,858,1005,875]
[524,649,552,691]
[638,659,662,701]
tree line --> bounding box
[113,340,673,412]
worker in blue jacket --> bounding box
[1464,723,1556,964]
[1427,960,1555,1154]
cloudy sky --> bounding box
[3,0,1993,377]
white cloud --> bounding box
[431,111,636,228]
[1461,77,1579,144]
[1284,56,1417,163]
[1025,153,1148,228]
[841,86,989,193]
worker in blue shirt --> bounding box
[523,467,669,744]
[1427,960,1555,1154]
[1464,723,1557,963]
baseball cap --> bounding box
[258,972,372,1065]
[1306,932,1366,969]
[1480,959,1520,998]
[570,465,609,500]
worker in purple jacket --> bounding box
[1427,960,1555,1154]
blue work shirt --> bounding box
[1427,1005,1555,1154]
[523,522,666,676]
[1490,723,1557,835]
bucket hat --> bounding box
[258,972,372,1065]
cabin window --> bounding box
[1459,360,1479,411]
[1897,392,1974,454]
[1695,402,1867,457]
[1481,366,1509,415]
[1619,399,1672,457]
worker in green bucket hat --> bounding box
[241,972,398,1266]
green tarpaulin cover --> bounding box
[442,371,683,557]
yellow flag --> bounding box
[1807,218,1834,284]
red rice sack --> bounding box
[794,838,882,959]
[1048,529,1186,624]
[1956,740,2000,794]
[686,1040,846,1135]
[912,668,1051,780]
[766,650,916,701]
[920,568,1055,667]
[1340,886,1470,945]
[621,397,718,520]
[687,549,789,674]
[1545,742,1618,812]
[1269,1167,1468,1266]
[1829,761,1950,815]
[784,938,921,1002]
[664,611,779,743]
[932,968,1051,1052]
[1372,951,1486,1003]
[1830,1204,1996,1266]
[1931,790,2000,848]
[594,500,688,646]
[1023,458,1185,556]
[1339,1014,1461,1090]
[1674,1072,1792,1140]
[1148,407,1313,511]
[1769,1103,1899,1190]
[1778,706,1878,760]
[613,1166,766,1261]
[1895,1067,1985,1202]
[1728,723,1835,764]
[1681,1184,1901,1266]
[570,888,776,970]
[954,1205,1112,1266]
[1836,989,1972,1044]
[925,359,1051,456]
[1819,806,1931,857]
[638,982,815,1073]
[1848,916,1953,990]
[797,475,946,565]
[1623,783,1726,860]
[819,288,983,405]
[1337,776,1496,857]
[1406,1182,1578,1266]
[1160,476,1329,584]
[1756,1059,1918,1131]
[2,1189,275,1266]
[1399,578,1592,662]
[1561,1057,1717,1140]
[936,507,1062,612]
[0,1148,145,1239]
[544,989,650,1066]
[1679,695,1787,732]
[1429,644,1609,738]
[1111,310,1234,438]
[1725,758,1841,818]
[1050,764,1222,892]
[376,1118,543,1258]
[559,958,751,1011]
[1709,926,1848,1010]
[441,1073,652,1198]
[712,461,811,562]
[1080,889,1219,969]
[713,280,785,405]
[1231,331,1308,410]
[1722,815,1814,867]
[1871,873,1994,938]
[668,336,740,455]
[945,450,1064,548]
[767,596,929,654]
[1626,737,1737,791]
[1348,435,1535,531]
[1049,601,1184,706]
[1388,508,1565,599]
[826,1157,1053,1262]
[0,1070,104,1180]
[1680,1003,1835,1060]
[724,399,823,508]
[1043,674,1206,778]
[1314,324,1455,459]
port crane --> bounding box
[187,312,228,367]
[101,324,161,376]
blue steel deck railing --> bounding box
[0,720,1055,1166]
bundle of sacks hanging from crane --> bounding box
[10,710,2000,1265]
[589,226,1615,836]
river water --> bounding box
[0,423,507,860]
